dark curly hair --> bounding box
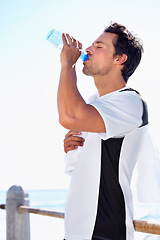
[104,22,143,82]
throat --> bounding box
[94,77,126,96]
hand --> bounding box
[64,131,85,153]
[61,33,82,67]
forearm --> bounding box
[57,64,86,127]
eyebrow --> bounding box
[92,41,104,45]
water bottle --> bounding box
[46,29,88,62]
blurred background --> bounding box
[0,0,160,191]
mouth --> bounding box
[83,54,89,62]
[83,57,90,66]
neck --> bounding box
[94,75,126,96]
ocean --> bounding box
[0,189,160,240]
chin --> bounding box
[82,67,91,76]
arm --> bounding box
[57,33,105,133]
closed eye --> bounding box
[94,42,103,49]
[93,44,102,49]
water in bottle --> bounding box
[46,29,88,62]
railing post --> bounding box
[6,185,30,240]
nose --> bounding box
[85,46,92,55]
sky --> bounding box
[0,0,160,191]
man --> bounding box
[57,23,146,240]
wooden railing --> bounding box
[1,185,160,240]
[0,204,64,219]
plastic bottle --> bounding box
[46,29,88,62]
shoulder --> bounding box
[92,88,143,111]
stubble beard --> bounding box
[83,62,102,76]
[83,64,110,77]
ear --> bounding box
[115,54,128,65]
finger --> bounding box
[63,138,85,148]
[62,33,68,45]
[65,131,82,138]
[66,33,73,45]
[64,139,84,148]
[64,135,85,144]
[78,41,82,49]
[72,37,77,47]
[64,145,78,154]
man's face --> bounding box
[83,32,117,77]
